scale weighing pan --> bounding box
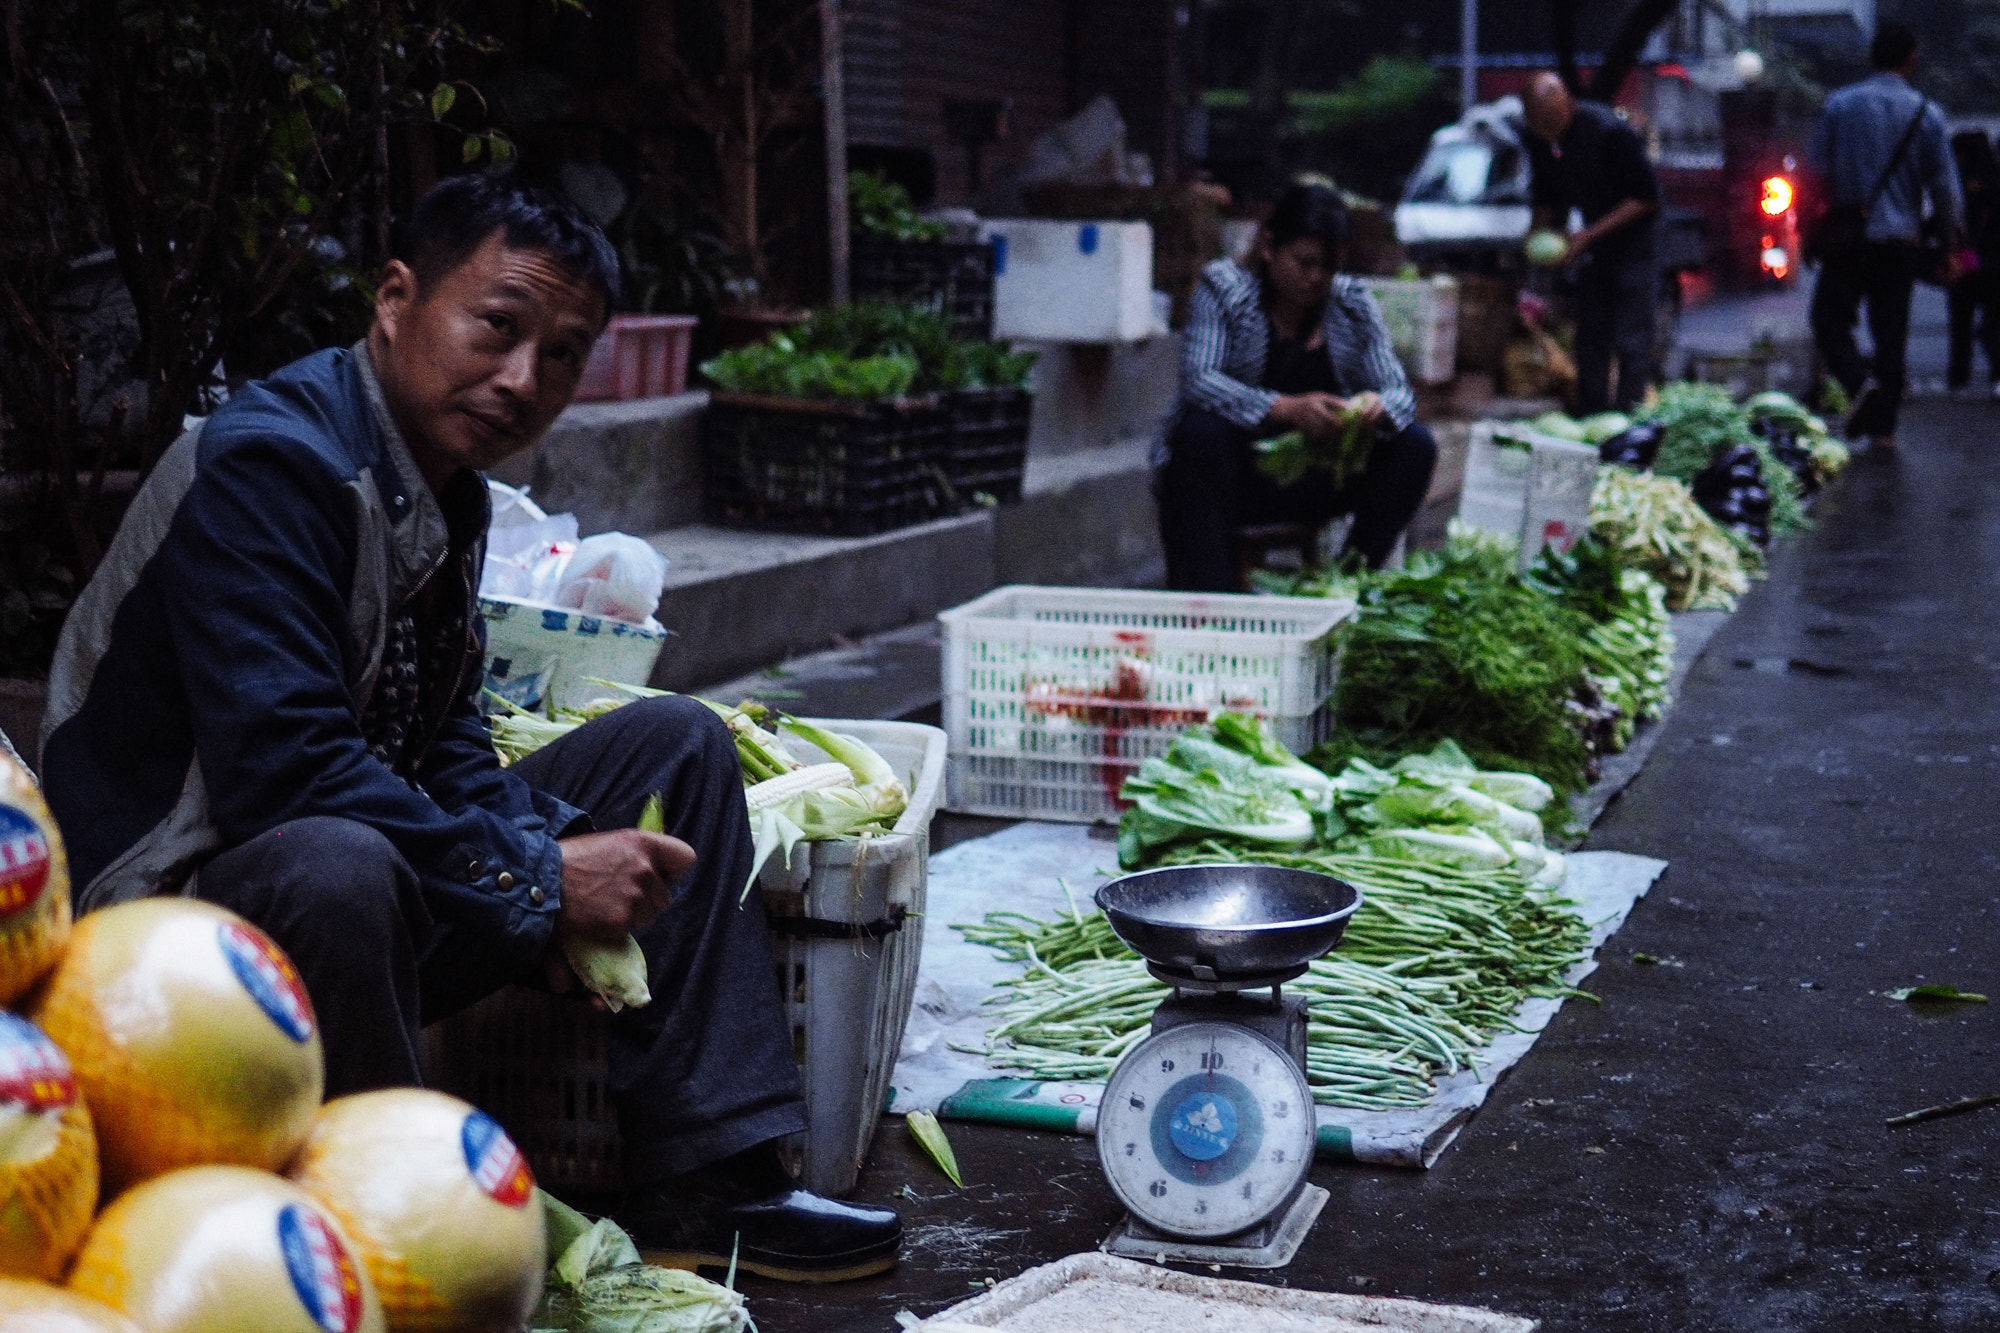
[1095,864,1361,983]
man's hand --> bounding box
[1267,392,1348,439]
[544,829,694,1005]
[556,829,696,939]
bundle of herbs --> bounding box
[1524,537,1675,751]
[1300,528,1602,799]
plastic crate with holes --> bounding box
[701,392,954,536]
[946,385,1033,506]
[939,586,1356,822]
[850,238,996,342]
[421,717,947,1200]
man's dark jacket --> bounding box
[40,344,575,973]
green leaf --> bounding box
[487,132,516,163]
[288,72,314,96]
[462,134,482,163]
[637,793,664,834]
[906,1110,963,1186]
[1889,985,1988,1003]
[430,82,457,118]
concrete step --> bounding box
[646,435,1164,691]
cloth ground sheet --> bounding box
[887,821,1667,1168]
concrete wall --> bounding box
[487,392,707,536]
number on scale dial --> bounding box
[1096,1021,1315,1239]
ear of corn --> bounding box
[743,764,853,812]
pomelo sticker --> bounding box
[277,1204,365,1333]
[0,1013,76,1112]
[218,921,316,1043]
[461,1109,534,1207]
[0,805,50,916]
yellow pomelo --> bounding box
[0,754,71,1006]
[68,1166,384,1333]
[0,1015,95,1283]
[0,1278,139,1332]
[290,1090,544,1332]
[28,899,323,1191]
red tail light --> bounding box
[1760,176,1794,217]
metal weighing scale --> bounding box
[1092,864,1362,1269]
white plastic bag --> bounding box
[481,481,579,602]
[555,533,668,625]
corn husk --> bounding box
[531,1211,751,1333]
[905,1110,962,1187]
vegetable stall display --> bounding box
[1267,527,1675,800]
[957,718,1591,1110]
[490,684,910,905]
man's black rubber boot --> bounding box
[618,1143,901,1283]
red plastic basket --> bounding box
[574,314,698,402]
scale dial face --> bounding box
[1097,1021,1315,1239]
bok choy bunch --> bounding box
[1116,713,1330,867]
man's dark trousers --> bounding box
[1574,241,1658,413]
[192,694,807,1182]
[1812,243,1920,435]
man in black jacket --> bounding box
[1524,72,1662,413]
[40,174,898,1282]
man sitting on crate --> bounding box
[37,173,900,1282]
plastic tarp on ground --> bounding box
[887,822,1667,1168]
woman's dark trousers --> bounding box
[1159,407,1439,593]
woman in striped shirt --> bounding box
[1159,184,1438,590]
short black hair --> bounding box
[394,173,621,319]
[1266,184,1351,259]
[1871,21,1918,71]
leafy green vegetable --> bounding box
[1889,985,1988,1003]
[1302,527,1599,801]
[849,169,949,242]
[1117,746,1318,867]
[905,1110,963,1186]
[1252,394,1378,488]
[1638,382,1808,535]
[700,335,919,401]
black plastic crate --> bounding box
[947,386,1033,507]
[702,393,954,536]
[851,239,995,342]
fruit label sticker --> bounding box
[0,1013,76,1112]
[218,921,316,1043]
[461,1109,534,1207]
[0,805,50,916]
[277,1204,365,1333]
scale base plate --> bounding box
[1099,1183,1329,1269]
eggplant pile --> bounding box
[1691,443,1773,547]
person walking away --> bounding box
[1522,72,1662,413]
[1946,130,2000,396]
[1807,21,1965,449]
[1157,183,1439,591]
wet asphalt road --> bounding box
[735,310,2000,1328]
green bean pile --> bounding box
[954,851,1592,1111]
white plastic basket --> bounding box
[939,586,1355,822]
[422,717,947,1200]
[1361,275,1461,385]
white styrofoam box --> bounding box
[980,219,1156,343]
[479,595,668,713]
[1520,430,1601,569]
[1361,275,1461,384]
[1454,423,1601,571]
[1455,421,1533,542]
[939,586,1356,822]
